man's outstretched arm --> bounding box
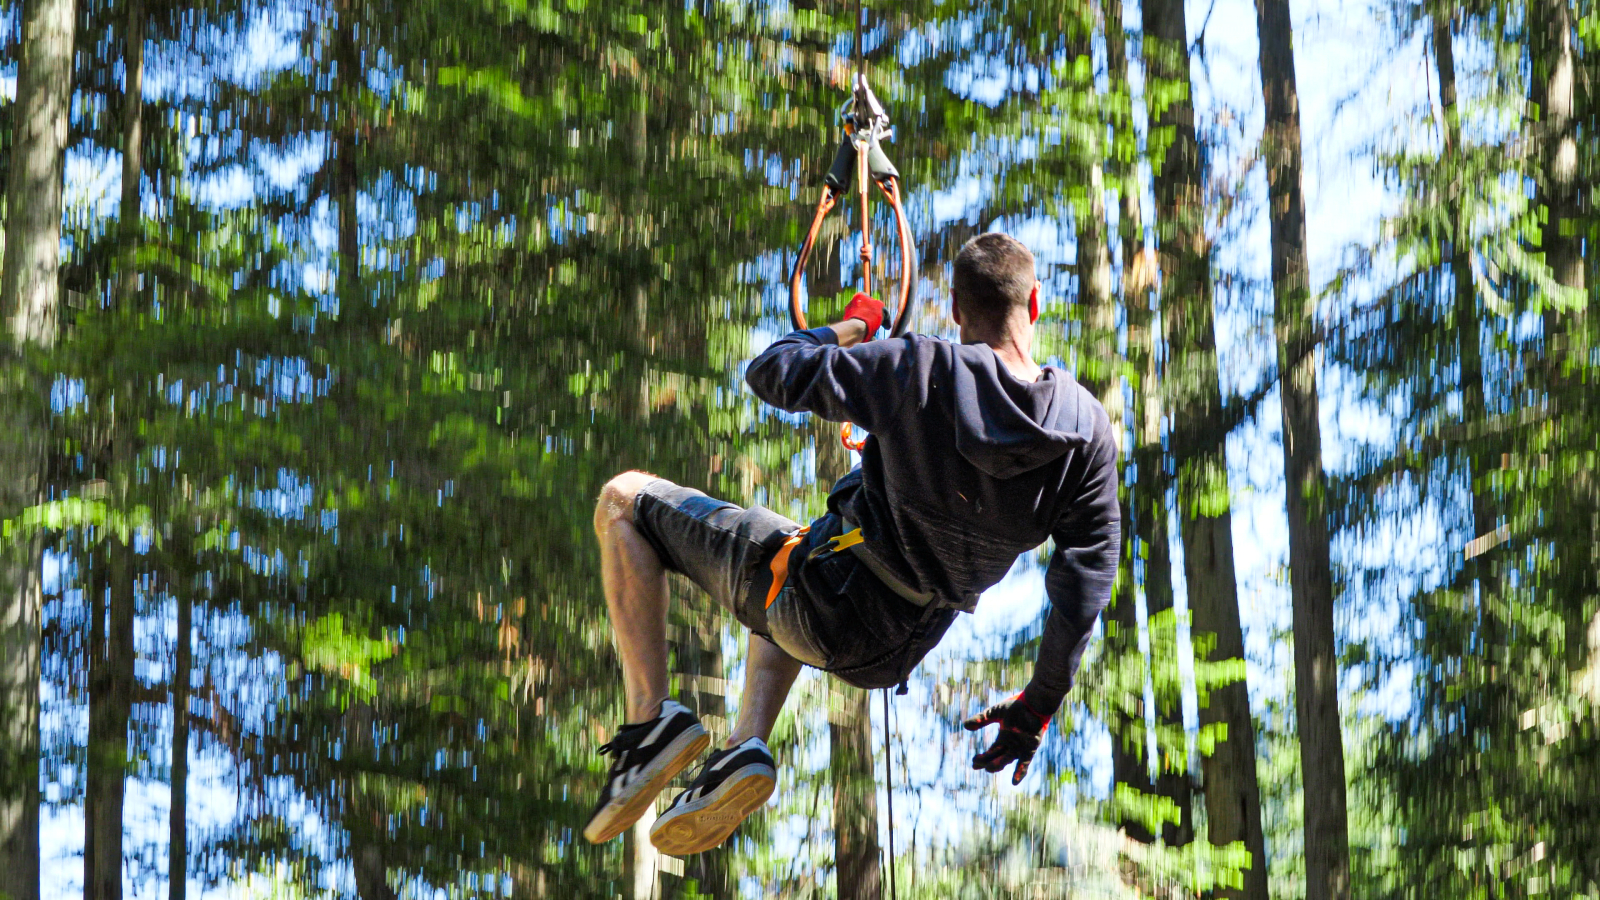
[966,414,1121,782]
[1027,421,1121,715]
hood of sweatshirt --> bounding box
[948,342,1093,480]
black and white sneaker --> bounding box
[582,699,710,844]
[649,737,776,856]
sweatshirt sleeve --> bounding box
[744,328,915,431]
[1022,415,1122,718]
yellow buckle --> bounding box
[826,528,866,553]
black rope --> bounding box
[883,686,897,900]
[855,0,864,78]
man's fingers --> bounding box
[962,703,1007,731]
[971,743,1015,772]
[1011,758,1031,785]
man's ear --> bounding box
[952,296,963,326]
[1028,281,1041,324]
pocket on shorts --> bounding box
[765,584,830,669]
[797,551,920,671]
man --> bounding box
[585,232,1120,856]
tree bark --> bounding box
[1255,0,1344,898]
[1101,0,1157,844]
[169,584,190,900]
[1528,0,1583,303]
[1526,0,1591,676]
[624,812,659,900]
[118,0,144,311]
[0,0,76,888]
[1430,17,1496,543]
[86,542,134,900]
[1,0,74,345]
[1141,443,1193,848]
[351,841,395,900]
[807,292,882,900]
[831,686,881,900]
[677,595,729,899]
[335,0,360,304]
[1141,0,1266,878]
[0,401,42,900]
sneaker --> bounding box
[582,699,710,844]
[649,737,777,856]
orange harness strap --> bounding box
[765,527,811,609]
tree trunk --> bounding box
[169,584,190,900]
[1140,445,1192,847]
[1529,0,1583,303]
[0,0,76,888]
[1140,0,1266,877]
[86,542,134,900]
[1430,17,1496,543]
[1102,0,1156,843]
[677,596,729,899]
[336,0,359,304]
[0,404,42,900]
[831,686,881,900]
[1526,0,1591,676]
[118,0,144,310]
[807,274,882,900]
[351,841,395,900]
[1,0,74,345]
[1255,0,1344,897]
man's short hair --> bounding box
[952,233,1036,328]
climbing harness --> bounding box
[824,525,936,607]
[787,28,916,452]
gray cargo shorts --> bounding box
[632,478,831,668]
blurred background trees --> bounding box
[0,0,1594,897]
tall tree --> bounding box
[1100,0,1160,846]
[831,686,881,900]
[1255,0,1347,897]
[1430,12,1496,542]
[0,0,77,896]
[118,0,145,310]
[86,545,134,900]
[85,4,150,893]
[1141,0,1268,881]
[169,579,190,900]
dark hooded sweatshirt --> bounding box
[745,327,1120,716]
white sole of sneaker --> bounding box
[582,725,710,845]
[647,762,776,856]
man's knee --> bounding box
[594,470,657,535]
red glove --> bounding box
[963,692,1051,785]
[841,292,885,338]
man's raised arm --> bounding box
[744,294,913,431]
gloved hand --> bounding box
[841,291,885,338]
[963,692,1051,785]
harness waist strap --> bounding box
[831,520,936,607]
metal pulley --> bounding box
[788,74,914,342]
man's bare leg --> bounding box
[594,471,671,724]
[726,633,803,747]
[596,470,803,741]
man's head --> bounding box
[951,233,1040,340]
